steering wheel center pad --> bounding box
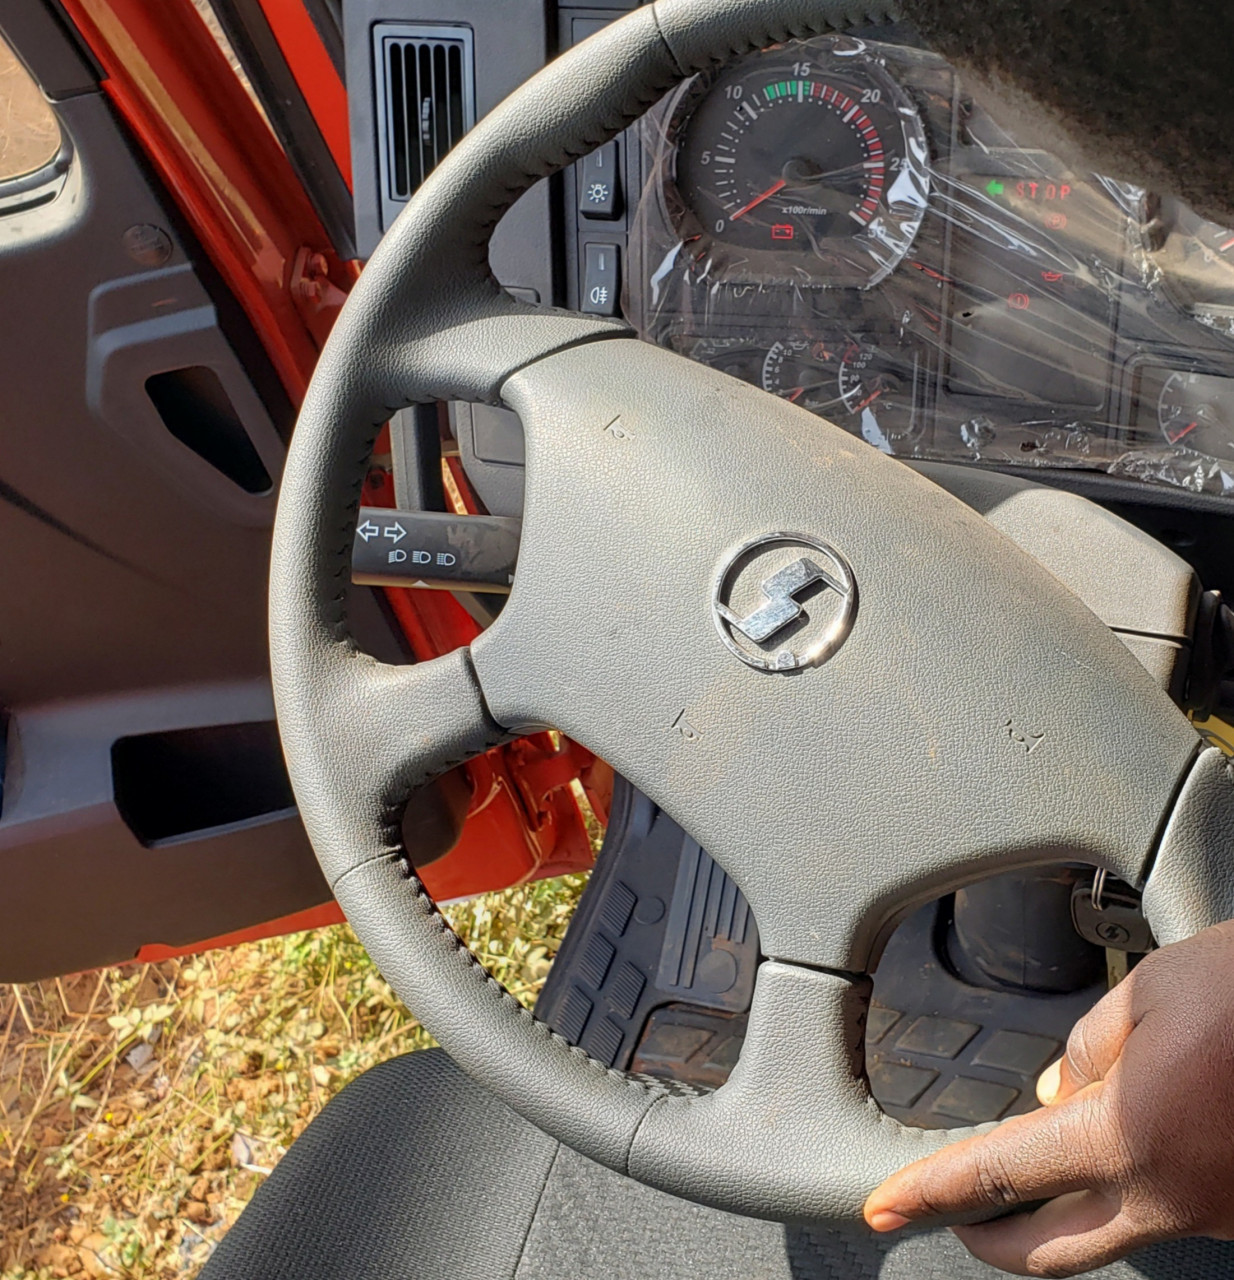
[269,0,1227,1228]
[483,338,1198,972]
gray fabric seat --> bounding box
[199,1049,1234,1279]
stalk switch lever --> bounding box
[351,508,520,593]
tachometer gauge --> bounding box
[761,336,924,449]
[669,39,930,288]
[1158,370,1234,460]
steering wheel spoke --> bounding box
[270,642,507,890]
[628,959,971,1223]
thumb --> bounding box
[864,1088,1116,1231]
[1038,971,1137,1106]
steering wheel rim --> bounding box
[270,0,1216,1225]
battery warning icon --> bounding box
[770,224,795,241]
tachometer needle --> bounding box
[1169,421,1198,444]
[730,179,787,221]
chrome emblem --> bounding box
[713,533,856,672]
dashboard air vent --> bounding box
[373,23,475,234]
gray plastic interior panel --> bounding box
[914,462,1200,696]
[0,26,394,976]
[914,463,1200,643]
[0,90,279,707]
[87,263,286,525]
[0,683,328,983]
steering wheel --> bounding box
[270,0,1234,1225]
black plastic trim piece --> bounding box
[206,0,357,259]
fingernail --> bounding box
[868,1210,911,1232]
[1037,1059,1062,1105]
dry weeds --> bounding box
[0,875,586,1279]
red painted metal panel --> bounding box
[57,0,348,400]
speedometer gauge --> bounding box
[669,40,929,288]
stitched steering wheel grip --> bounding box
[270,0,1231,1225]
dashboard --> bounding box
[623,34,1234,499]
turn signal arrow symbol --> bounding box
[357,521,380,542]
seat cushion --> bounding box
[200,1049,1234,1280]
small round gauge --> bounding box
[761,336,922,448]
[671,333,768,385]
[670,41,929,288]
[1143,195,1234,323]
[1158,370,1234,460]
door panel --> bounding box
[0,9,337,979]
[0,0,608,980]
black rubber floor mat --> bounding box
[629,1003,748,1089]
[543,781,1104,1124]
[536,781,759,1069]
[866,902,1103,1127]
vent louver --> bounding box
[373,24,475,234]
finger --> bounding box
[1048,976,1138,1104]
[864,1092,1115,1229]
[953,1191,1155,1278]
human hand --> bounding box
[863,920,1234,1276]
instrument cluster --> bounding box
[626,35,1234,498]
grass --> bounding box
[0,875,587,1279]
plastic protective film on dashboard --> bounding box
[625,34,1234,497]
